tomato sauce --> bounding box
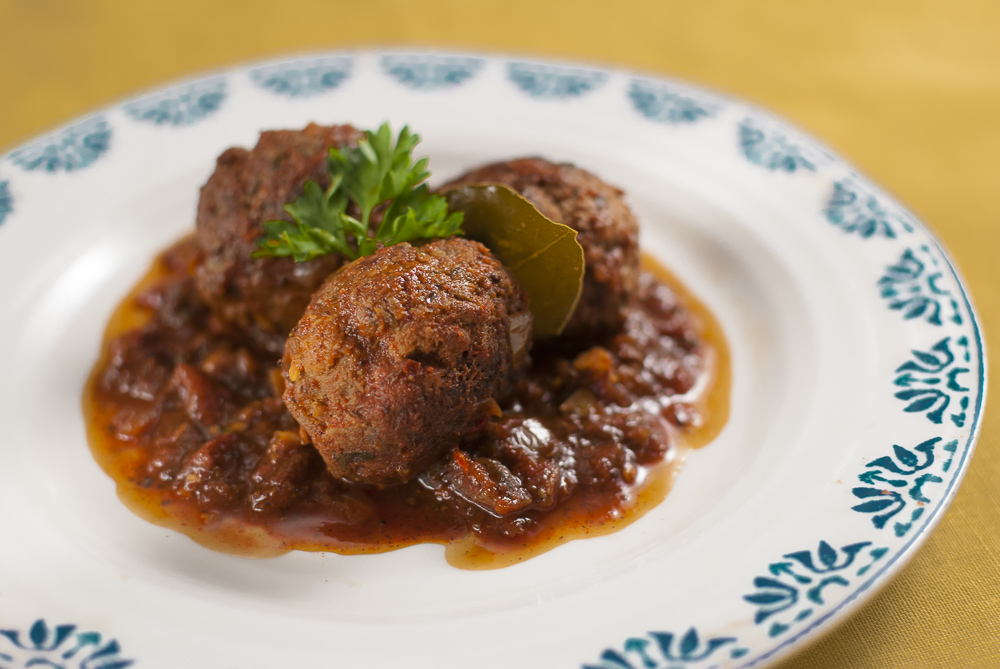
[85,236,729,569]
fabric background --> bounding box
[1,1,998,666]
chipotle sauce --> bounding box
[85,237,729,569]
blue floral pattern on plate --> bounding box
[743,541,888,638]
[10,117,111,172]
[738,117,827,173]
[583,628,748,669]
[0,618,133,668]
[629,78,722,124]
[123,78,227,126]
[0,180,11,225]
[824,177,915,239]
[879,246,962,326]
[507,61,607,99]
[250,56,352,98]
[851,437,957,537]
[381,54,484,90]
[893,337,971,426]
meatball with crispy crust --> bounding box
[282,238,532,485]
[195,123,364,353]
[440,157,639,337]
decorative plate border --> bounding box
[8,115,112,173]
[381,54,485,90]
[0,180,12,226]
[0,51,985,669]
[123,77,227,126]
[0,618,133,669]
[249,56,353,98]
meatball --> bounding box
[194,123,365,352]
[282,238,532,485]
[440,158,639,336]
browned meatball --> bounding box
[282,238,532,485]
[194,123,365,353]
[440,158,639,336]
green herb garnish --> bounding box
[252,123,464,262]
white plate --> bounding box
[0,51,985,669]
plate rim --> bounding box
[0,47,987,669]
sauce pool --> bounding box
[84,238,729,569]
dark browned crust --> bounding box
[439,157,640,337]
[194,123,365,352]
[281,238,532,485]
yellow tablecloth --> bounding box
[2,1,997,665]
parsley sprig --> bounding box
[252,123,464,262]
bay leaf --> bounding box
[444,184,585,339]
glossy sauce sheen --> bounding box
[85,237,729,569]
